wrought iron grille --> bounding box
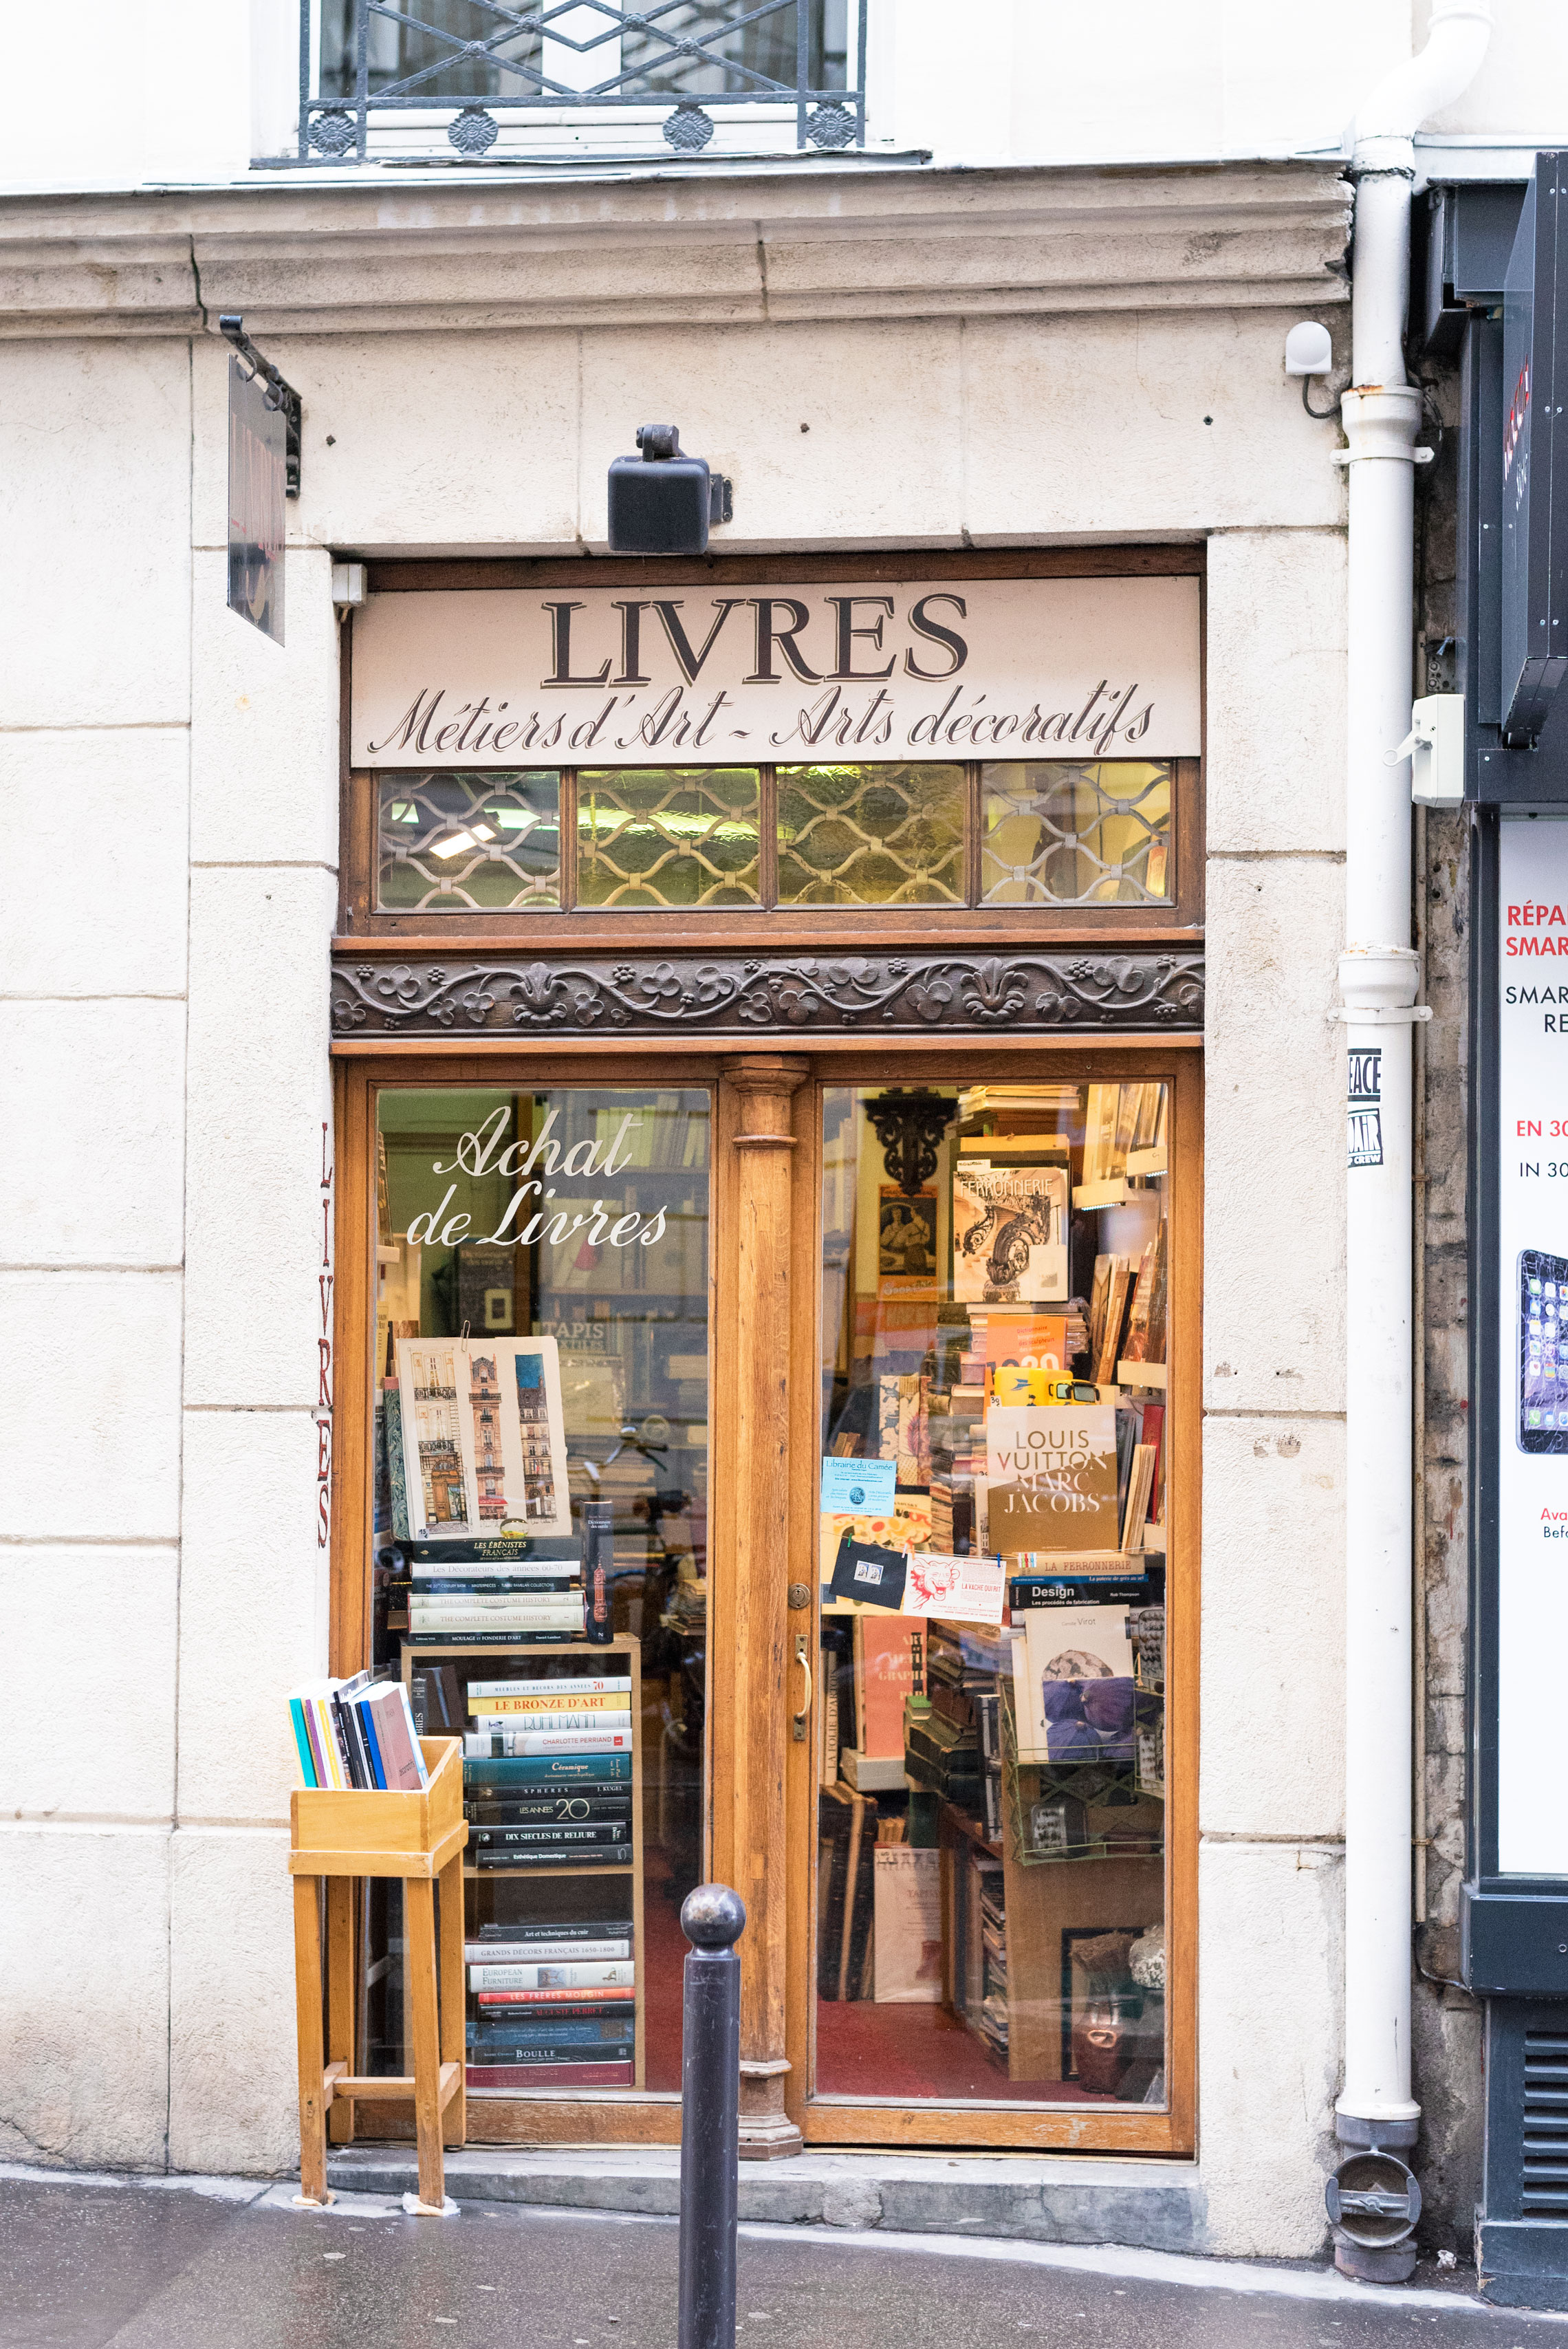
[298,0,866,164]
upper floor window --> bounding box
[305,0,862,165]
[369,760,1181,917]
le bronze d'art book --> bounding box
[984,1405,1120,1561]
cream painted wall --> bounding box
[0,0,1563,192]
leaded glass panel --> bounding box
[979,763,1173,907]
[378,772,561,912]
[577,768,761,909]
[776,763,965,907]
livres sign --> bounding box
[351,577,1201,768]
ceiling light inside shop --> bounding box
[430,824,495,859]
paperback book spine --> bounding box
[464,1795,631,1826]
[468,2020,635,2048]
[464,1728,632,1757]
[473,1848,630,1870]
[468,1823,630,1851]
[468,1960,634,1990]
[466,2061,634,2089]
[468,1709,632,1735]
[475,1992,635,2013]
[469,1689,630,1714]
[464,1938,631,1964]
[463,1752,632,1786]
[467,1677,631,1700]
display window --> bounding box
[331,1048,1196,2156]
[812,1079,1170,2112]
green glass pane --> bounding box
[979,762,1172,906]
[578,768,761,909]
[377,771,560,911]
[776,762,964,906]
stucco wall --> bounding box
[0,164,1360,2255]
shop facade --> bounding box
[2,161,1359,2252]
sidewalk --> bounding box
[1,2163,1562,2349]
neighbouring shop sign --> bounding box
[351,576,1201,767]
[227,355,285,645]
[1498,817,1568,1870]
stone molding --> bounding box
[0,161,1349,339]
[329,943,1204,1039]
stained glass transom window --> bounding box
[776,763,965,907]
[377,772,560,912]
[577,768,761,909]
[979,762,1173,906]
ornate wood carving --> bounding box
[864,1087,959,1195]
[330,946,1204,1039]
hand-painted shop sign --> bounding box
[351,578,1201,767]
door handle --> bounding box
[792,1633,812,1743]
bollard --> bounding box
[677,1883,745,2349]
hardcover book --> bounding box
[952,1161,1069,1304]
[986,1405,1119,1559]
[396,1334,571,1548]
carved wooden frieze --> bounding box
[331,946,1204,1039]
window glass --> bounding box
[367,1086,712,2101]
[377,772,560,912]
[979,762,1173,905]
[776,764,966,906]
[816,1079,1169,2106]
[320,0,540,100]
[578,768,761,909]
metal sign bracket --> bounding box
[219,314,302,498]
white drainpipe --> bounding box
[1334,0,1492,2280]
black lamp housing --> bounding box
[607,424,732,555]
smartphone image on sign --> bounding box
[1519,1250,1568,1452]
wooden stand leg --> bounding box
[292,1876,329,2205]
[437,1854,466,2150]
[406,1876,445,2211]
[326,1877,357,2147]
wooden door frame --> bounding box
[330,1037,1201,2156]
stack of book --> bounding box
[463,1682,634,1865]
[466,1921,635,2088]
[907,1622,1008,1824]
[405,1550,585,1643]
[463,1676,633,1808]
[977,1872,1010,2064]
[287,1674,428,1792]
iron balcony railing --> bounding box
[294,0,867,164]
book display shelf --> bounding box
[403,1635,646,2095]
[289,1735,468,2211]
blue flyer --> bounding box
[820,1456,897,1514]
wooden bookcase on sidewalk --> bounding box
[289,1734,468,2211]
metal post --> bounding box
[677,1883,745,2349]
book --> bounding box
[853,1615,923,1759]
[952,1159,1069,1304]
[396,1335,572,1546]
[466,2061,634,2088]
[1092,1258,1135,1385]
[465,1936,631,1962]
[410,1601,585,1629]
[468,2018,635,2048]
[406,1537,580,1571]
[986,1404,1120,1558]
[1120,1443,1158,1552]
[475,1848,631,1870]
[1010,1570,1151,1609]
[872,1845,943,2003]
[365,1680,428,1791]
[816,1782,876,2002]
[467,1678,631,1702]
[470,1709,633,1735]
[463,1752,632,1786]
[476,1991,636,2010]
[468,1960,635,1990]
[469,1823,630,1850]
[464,1726,633,1758]
[1120,1223,1168,1368]
[1012,1606,1137,1765]
[466,1796,631,1826]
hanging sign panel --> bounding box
[1497,817,1568,1871]
[350,576,1202,767]
[226,355,285,645]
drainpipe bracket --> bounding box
[1328,1005,1433,1024]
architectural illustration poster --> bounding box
[396,1334,572,1551]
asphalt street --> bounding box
[1,2169,1564,2349]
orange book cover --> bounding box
[855,1616,922,1760]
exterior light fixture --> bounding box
[607,424,732,556]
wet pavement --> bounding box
[1,2167,1564,2349]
